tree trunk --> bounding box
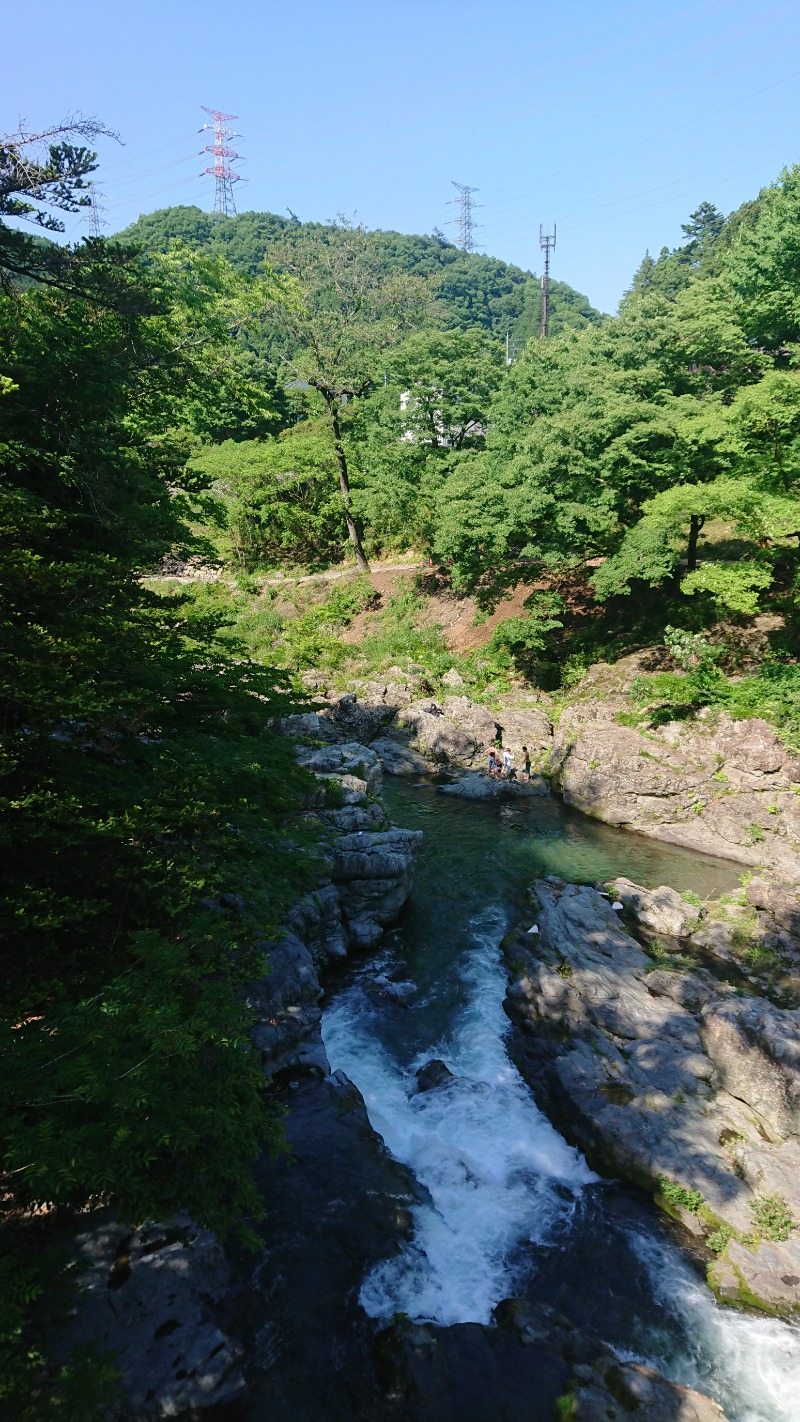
[328,399,370,572]
[687,513,705,572]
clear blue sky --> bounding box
[6,0,800,312]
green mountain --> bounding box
[115,205,603,341]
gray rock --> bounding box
[611,877,702,938]
[370,737,431,776]
[332,827,423,948]
[552,704,800,881]
[415,1058,457,1092]
[504,878,800,1312]
[572,1360,728,1421]
[48,1215,245,1419]
[295,741,383,793]
[439,772,550,800]
[397,699,488,767]
[746,876,800,936]
[711,1236,800,1311]
[441,666,465,688]
[441,695,499,747]
[494,707,553,762]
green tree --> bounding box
[189,422,345,568]
[1,168,313,1410]
[723,164,800,350]
[351,327,504,551]
[268,218,433,569]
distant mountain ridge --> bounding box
[115,205,604,343]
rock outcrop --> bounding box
[504,878,800,1314]
[45,1216,246,1417]
[288,674,553,776]
[377,1300,728,1422]
[552,703,800,882]
[246,739,422,1079]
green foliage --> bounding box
[351,328,505,551]
[1,180,318,1407]
[626,649,800,751]
[188,425,346,569]
[706,1225,736,1255]
[356,587,453,675]
[657,1176,704,1213]
[663,625,715,671]
[278,578,376,668]
[681,890,703,908]
[748,1194,796,1241]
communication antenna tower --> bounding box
[199,106,243,217]
[539,224,557,337]
[448,181,482,253]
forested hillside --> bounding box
[118,205,602,341]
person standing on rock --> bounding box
[487,747,501,778]
[503,747,516,780]
[522,746,531,781]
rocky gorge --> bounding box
[47,667,800,1421]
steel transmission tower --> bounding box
[539,224,557,337]
[199,106,243,217]
[448,181,482,253]
[86,181,107,237]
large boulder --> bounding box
[331,827,423,947]
[377,1303,729,1422]
[397,698,498,767]
[370,737,431,777]
[552,703,800,882]
[610,877,702,938]
[494,707,553,765]
[504,879,800,1313]
[295,741,383,794]
[46,1215,246,1419]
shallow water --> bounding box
[322,781,800,1422]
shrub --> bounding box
[749,1194,795,1241]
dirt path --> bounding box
[262,560,425,588]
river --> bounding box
[320,780,800,1422]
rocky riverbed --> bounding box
[42,669,800,1419]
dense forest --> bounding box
[3,117,800,1413]
[119,204,603,343]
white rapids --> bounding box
[321,908,800,1422]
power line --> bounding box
[199,106,243,218]
[448,181,482,253]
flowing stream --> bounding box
[321,781,800,1422]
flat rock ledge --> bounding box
[504,877,800,1315]
[438,770,550,800]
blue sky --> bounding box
[6,0,800,312]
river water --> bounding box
[321,781,800,1422]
